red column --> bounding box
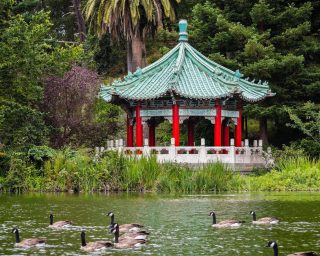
[223,124,229,146]
[214,100,222,146]
[235,105,242,147]
[172,103,180,146]
[126,114,133,147]
[135,104,143,147]
[187,118,194,146]
[149,121,155,146]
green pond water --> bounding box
[1,192,320,255]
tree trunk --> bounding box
[72,0,86,42]
[130,34,146,72]
[259,116,268,145]
[152,0,163,28]
[127,40,133,73]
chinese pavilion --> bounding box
[100,20,274,165]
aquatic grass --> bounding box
[247,157,320,191]
[2,147,320,193]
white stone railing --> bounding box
[96,138,270,168]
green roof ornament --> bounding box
[124,71,133,81]
[234,69,242,80]
[178,19,188,42]
[133,67,142,77]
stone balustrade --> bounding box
[96,138,270,170]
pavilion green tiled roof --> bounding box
[100,20,274,103]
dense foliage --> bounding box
[0,0,319,192]
[187,0,320,146]
[1,149,320,193]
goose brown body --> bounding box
[119,223,144,233]
[111,223,146,249]
[120,231,148,240]
[80,231,112,252]
[15,238,46,248]
[209,211,245,228]
[250,211,279,224]
[49,214,72,228]
[107,212,144,233]
[12,228,45,248]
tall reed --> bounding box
[2,148,319,193]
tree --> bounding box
[286,102,320,143]
[72,0,86,42]
[0,100,48,148]
[0,9,85,149]
[189,0,320,145]
[44,66,121,147]
[44,66,99,147]
[84,0,181,72]
[286,102,320,158]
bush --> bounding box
[292,139,320,159]
[247,157,320,191]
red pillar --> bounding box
[235,105,242,147]
[214,100,222,146]
[135,104,143,147]
[223,124,230,146]
[149,121,155,146]
[187,118,195,146]
[126,114,133,147]
[172,103,180,146]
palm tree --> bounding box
[84,0,180,72]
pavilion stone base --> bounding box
[98,138,272,172]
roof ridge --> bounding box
[168,42,186,91]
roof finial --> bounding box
[178,19,188,42]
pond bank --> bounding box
[1,148,320,193]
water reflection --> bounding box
[0,192,320,255]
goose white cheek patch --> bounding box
[270,242,275,248]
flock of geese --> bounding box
[11,211,319,255]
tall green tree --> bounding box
[84,0,180,72]
[0,9,84,149]
[189,0,320,145]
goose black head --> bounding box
[107,212,115,225]
[12,227,20,243]
[266,241,278,256]
[250,211,256,221]
[266,241,277,248]
[209,211,216,224]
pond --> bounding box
[1,192,320,255]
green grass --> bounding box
[1,148,320,193]
[246,157,320,191]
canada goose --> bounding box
[12,227,45,248]
[80,231,113,252]
[209,211,245,228]
[266,241,319,256]
[111,223,146,249]
[107,212,144,233]
[49,213,72,228]
[250,211,279,224]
